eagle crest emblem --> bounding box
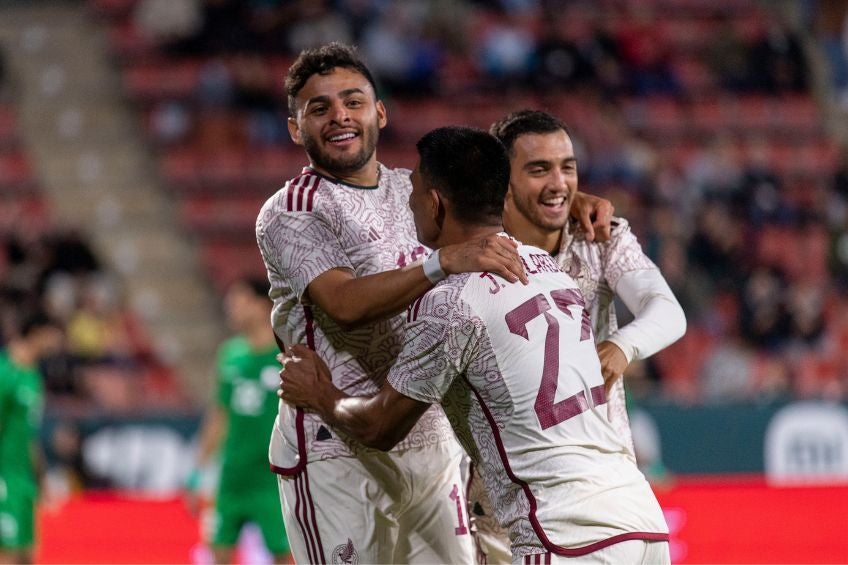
[332,538,358,564]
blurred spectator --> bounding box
[813,0,848,105]
[132,0,202,47]
[361,2,444,95]
[706,14,754,93]
[533,10,622,94]
[230,54,286,145]
[476,11,535,88]
[615,5,680,95]
[746,15,808,93]
[285,0,353,53]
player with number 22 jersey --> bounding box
[388,241,668,560]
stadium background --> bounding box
[0,0,847,562]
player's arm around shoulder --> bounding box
[307,234,526,330]
[279,344,430,451]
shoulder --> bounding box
[406,275,473,325]
[257,170,329,223]
[380,165,412,192]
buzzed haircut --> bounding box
[285,42,379,117]
[489,109,571,154]
[416,126,510,226]
[233,276,271,300]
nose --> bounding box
[549,169,568,191]
[329,101,350,124]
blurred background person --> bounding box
[186,277,290,564]
[0,310,63,565]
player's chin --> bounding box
[535,211,569,231]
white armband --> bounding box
[423,249,447,284]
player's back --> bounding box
[448,242,668,557]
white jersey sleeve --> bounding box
[606,268,686,363]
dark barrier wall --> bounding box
[42,401,848,491]
[637,400,848,479]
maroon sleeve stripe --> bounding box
[284,173,319,212]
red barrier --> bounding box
[35,478,848,564]
[654,476,848,564]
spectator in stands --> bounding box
[746,15,808,94]
[533,9,623,95]
[706,14,754,93]
[615,4,680,95]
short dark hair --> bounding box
[231,276,270,300]
[18,309,61,338]
[416,126,509,226]
[285,42,379,117]
[489,109,570,154]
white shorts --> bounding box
[277,439,474,564]
[516,540,670,564]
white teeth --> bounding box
[329,132,356,142]
[542,197,566,206]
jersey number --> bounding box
[505,290,593,430]
[448,484,468,535]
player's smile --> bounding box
[325,128,360,147]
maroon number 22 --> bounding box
[505,290,593,430]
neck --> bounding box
[434,221,505,250]
[310,158,380,187]
[8,341,36,368]
[503,209,562,255]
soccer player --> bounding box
[188,278,290,564]
[278,125,671,564]
[0,310,63,565]
[465,109,687,563]
[256,43,610,564]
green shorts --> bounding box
[210,490,289,555]
[0,489,34,549]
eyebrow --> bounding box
[523,156,576,169]
[305,88,367,108]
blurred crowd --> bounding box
[0,0,843,496]
[0,227,187,414]
[109,0,848,404]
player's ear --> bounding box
[288,116,303,146]
[376,100,388,130]
[430,188,446,231]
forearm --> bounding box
[608,270,686,362]
[318,264,433,329]
[316,387,407,451]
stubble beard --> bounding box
[302,123,379,177]
[516,194,568,232]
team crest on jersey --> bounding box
[332,538,358,564]
[565,253,597,304]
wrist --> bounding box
[423,249,447,283]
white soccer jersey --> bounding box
[256,165,454,472]
[388,241,669,558]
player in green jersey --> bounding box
[0,310,63,564]
[188,278,290,564]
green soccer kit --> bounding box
[210,337,288,554]
[0,350,43,549]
